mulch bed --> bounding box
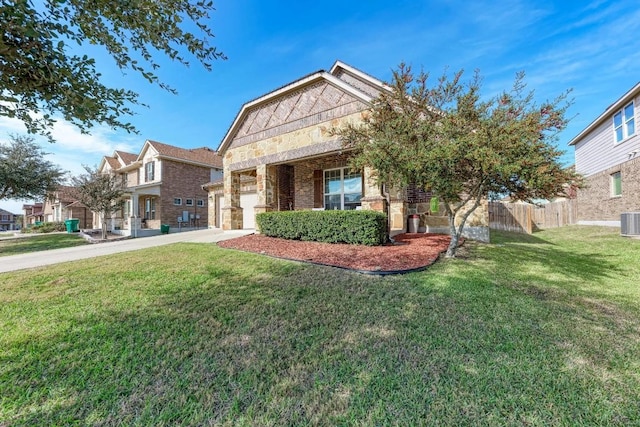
[217,233,454,273]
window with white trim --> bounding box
[185,198,194,206]
[145,161,155,182]
[611,171,622,197]
[197,199,205,207]
[324,167,362,210]
[613,102,635,143]
[145,197,156,219]
[173,198,182,206]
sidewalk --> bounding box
[0,228,254,273]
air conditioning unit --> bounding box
[621,212,640,236]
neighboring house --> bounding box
[0,208,17,231]
[569,82,640,225]
[42,186,92,229]
[22,202,44,227]
[207,61,488,239]
[97,141,223,235]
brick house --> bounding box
[97,140,223,235]
[41,185,92,229]
[206,61,488,240]
[22,202,43,228]
[569,82,640,225]
[0,208,17,231]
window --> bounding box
[197,199,205,207]
[145,197,156,219]
[324,167,362,210]
[611,171,622,197]
[173,198,182,206]
[613,102,635,143]
[185,198,194,206]
[1,214,8,221]
[145,161,155,182]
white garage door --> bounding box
[240,192,257,229]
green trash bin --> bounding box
[64,219,72,233]
[65,219,80,233]
[161,224,170,234]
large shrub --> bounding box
[22,222,67,233]
[256,210,387,246]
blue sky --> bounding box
[2,0,639,214]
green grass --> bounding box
[0,233,88,257]
[0,233,89,257]
[1,226,639,426]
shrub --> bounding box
[256,210,387,246]
[23,222,67,233]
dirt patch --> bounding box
[217,233,455,273]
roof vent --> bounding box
[621,212,640,236]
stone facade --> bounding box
[577,156,640,222]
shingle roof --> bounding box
[146,140,223,168]
[105,156,120,170]
[52,185,80,203]
[115,150,138,165]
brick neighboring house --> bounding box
[41,185,92,229]
[0,208,17,231]
[205,60,488,240]
[569,82,640,225]
[97,141,223,235]
[22,202,43,227]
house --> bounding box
[97,141,223,235]
[0,208,17,231]
[41,185,92,229]
[569,82,640,225]
[206,61,488,240]
[22,202,43,228]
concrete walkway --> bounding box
[0,228,254,274]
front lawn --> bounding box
[0,233,88,257]
[1,226,639,425]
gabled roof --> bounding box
[115,150,138,165]
[217,60,386,155]
[569,81,640,146]
[139,140,223,169]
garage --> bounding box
[216,192,257,229]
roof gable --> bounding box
[218,62,386,155]
[140,140,222,168]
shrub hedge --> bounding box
[22,222,67,233]
[256,210,387,246]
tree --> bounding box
[71,165,126,240]
[0,0,225,140]
[336,64,581,257]
[0,134,65,200]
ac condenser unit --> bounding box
[621,212,640,236]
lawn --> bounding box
[1,226,639,426]
[0,233,88,257]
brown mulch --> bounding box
[217,233,454,273]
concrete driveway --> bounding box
[0,228,254,274]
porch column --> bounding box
[131,193,139,238]
[222,170,242,230]
[360,166,386,212]
[388,186,407,235]
[255,164,276,214]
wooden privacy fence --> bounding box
[488,200,577,234]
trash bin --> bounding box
[160,224,170,234]
[408,214,420,233]
[65,219,80,233]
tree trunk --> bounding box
[101,213,108,240]
[446,211,459,257]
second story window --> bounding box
[173,198,182,206]
[145,161,155,182]
[197,199,205,207]
[613,102,635,143]
[185,198,194,206]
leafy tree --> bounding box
[71,165,126,239]
[0,134,65,200]
[336,64,580,257]
[0,0,225,140]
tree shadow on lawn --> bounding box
[3,258,640,426]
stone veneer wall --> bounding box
[161,160,213,227]
[577,156,640,222]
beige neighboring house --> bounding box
[22,202,43,228]
[42,185,92,229]
[569,82,640,226]
[205,60,489,240]
[97,141,223,236]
